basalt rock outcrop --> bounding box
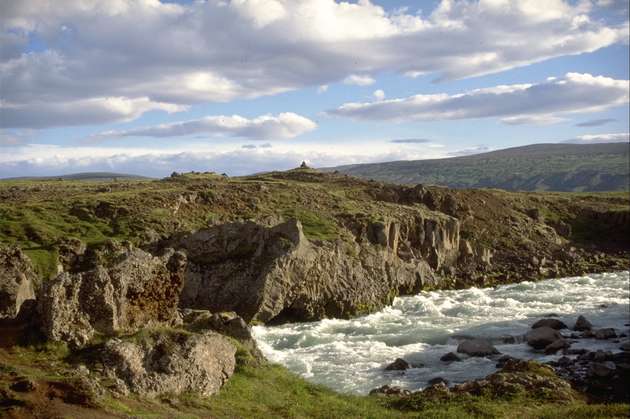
[97,329,236,397]
[0,246,36,319]
[176,216,459,323]
[38,245,187,347]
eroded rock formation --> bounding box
[38,245,187,347]
[0,246,36,319]
[177,216,460,323]
[98,330,236,397]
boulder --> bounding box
[0,246,37,319]
[440,352,461,362]
[532,318,568,330]
[38,246,187,347]
[181,309,262,359]
[573,315,592,331]
[594,328,617,340]
[385,358,410,371]
[544,339,569,354]
[457,339,500,357]
[369,385,411,397]
[99,330,236,397]
[620,341,630,352]
[526,327,562,350]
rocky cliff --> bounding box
[174,208,461,324]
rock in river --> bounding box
[526,327,562,350]
[457,339,500,357]
[532,318,568,330]
[573,315,592,331]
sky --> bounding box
[0,0,629,178]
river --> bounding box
[253,271,630,394]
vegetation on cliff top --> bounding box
[0,168,628,281]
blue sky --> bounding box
[0,0,628,177]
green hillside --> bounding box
[329,143,629,192]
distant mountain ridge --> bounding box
[1,172,150,181]
[328,143,629,192]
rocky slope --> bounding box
[1,168,628,326]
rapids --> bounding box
[253,272,630,394]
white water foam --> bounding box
[253,272,630,394]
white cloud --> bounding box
[329,73,629,124]
[0,97,185,129]
[1,0,626,128]
[343,74,376,86]
[88,113,317,141]
[564,132,629,143]
[0,142,449,178]
[317,85,329,94]
[373,89,386,101]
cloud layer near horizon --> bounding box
[1,0,627,128]
[0,144,450,178]
[329,73,629,123]
[564,132,629,143]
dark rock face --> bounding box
[544,339,569,354]
[594,328,617,340]
[526,327,562,349]
[384,358,410,371]
[10,379,36,393]
[0,246,37,319]
[551,349,630,403]
[38,246,187,347]
[177,218,459,323]
[440,352,461,362]
[532,318,568,330]
[456,339,500,357]
[369,385,411,397]
[98,330,236,397]
[573,315,592,331]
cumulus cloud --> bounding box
[373,89,386,101]
[1,0,627,128]
[575,118,616,127]
[344,75,376,86]
[1,97,185,129]
[88,113,317,142]
[329,73,629,124]
[564,132,629,143]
